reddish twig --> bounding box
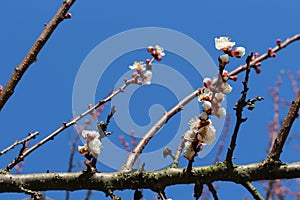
[5,79,136,171]
[229,34,300,76]
[0,132,39,156]
[0,0,76,111]
[266,91,300,162]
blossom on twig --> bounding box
[215,37,236,51]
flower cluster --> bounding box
[129,45,165,85]
[78,130,102,158]
[215,36,245,67]
[183,36,245,161]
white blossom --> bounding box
[202,101,212,112]
[215,37,236,50]
[155,45,165,56]
[215,92,225,101]
[234,46,246,57]
[183,143,196,160]
[197,121,216,144]
[219,54,229,65]
[217,107,226,118]
[203,77,213,89]
[199,112,208,121]
[143,70,152,85]
[87,138,102,158]
[221,82,232,94]
[129,61,146,72]
[184,130,196,142]
[198,88,212,101]
[82,130,99,141]
[188,117,200,131]
[81,130,102,158]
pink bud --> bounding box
[146,59,151,64]
[64,13,72,19]
[255,68,261,74]
[229,75,238,81]
[255,52,259,58]
[255,62,261,67]
[268,48,273,53]
[147,46,154,53]
[88,104,93,109]
[276,39,282,45]
[156,54,162,61]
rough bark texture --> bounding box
[0,162,300,193]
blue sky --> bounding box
[1,0,300,199]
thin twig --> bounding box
[225,53,253,166]
[84,190,93,200]
[5,79,136,171]
[122,89,203,171]
[207,183,219,200]
[0,132,39,156]
[0,0,76,111]
[266,91,300,162]
[229,34,300,76]
[242,181,264,200]
[171,139,185,168]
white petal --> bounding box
[234,46,246,57]
[215,37,236,50]
[184,130,196,141]
[215,92,225,101]
[202,101,212,112]
[143,70,152,85]
[82,130,100,141]
[88,139,102,158]
[217,107,226,118]
[199,112,208,120]
[221,83,232,94]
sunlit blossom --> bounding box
[129,61,146,72]
[215,36,236,50]
[216,107,226,118]
[234,46,246,58]
[221,82,232,94]
[155,45,165,56]
[143,70,152,85]
[202,101,212,112]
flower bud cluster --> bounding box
[129,45,165,85]
[183,36,244,161]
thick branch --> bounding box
[267,91,300,161]
[0,0,76,111]
[1,162,300,193]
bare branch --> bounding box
[207,183,219,200]
[5,79,136,171]
[225,53,253,166]
[229,34,300,76]
[1,162,300,193]
[242,181,264,200]
[0,0,76,111]
[171,139,185,168]
[122,88,203,171]
[0,132,39,156]
[267,91,300,162]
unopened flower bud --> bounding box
[233,46,246,58]
[64,13,72,19]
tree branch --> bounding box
[0,0,76,111]
[207,183,219,200]
[225,53,253,166]
[0,132,39,156]
[5,79,136,171]
[122,88,203,171]
[1,162,300,193]
[241,181,264,200]
[229,34,300,76]
[267,91,300,162]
